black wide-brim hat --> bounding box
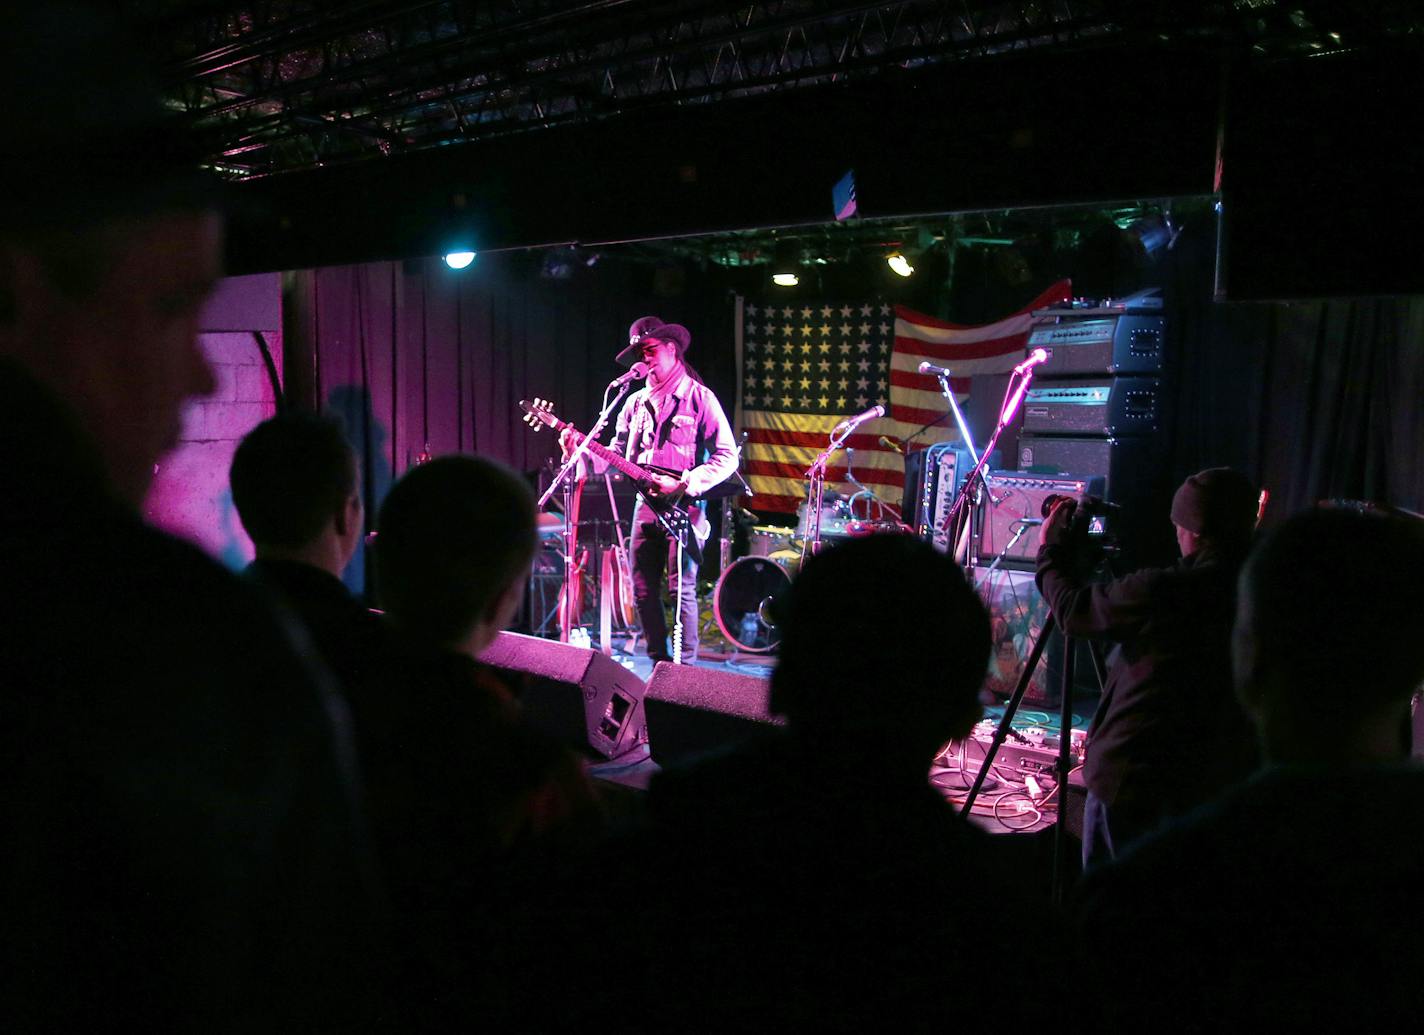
[616,317,692,367]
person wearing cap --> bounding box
[562,316,737,663]
[1036,467,1261,867]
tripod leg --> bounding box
[959,614,1056,817]
[1088,640,1109,694]
[1051,633,1078,906]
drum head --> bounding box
[713,556,791,653]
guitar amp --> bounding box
[1020,378,1160,436]
[977,471,1104,569]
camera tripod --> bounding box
[959,611,1108,903]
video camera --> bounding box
[1041,492,1121,556]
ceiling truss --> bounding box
[109,0,1422,180]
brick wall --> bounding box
[144,274,282,569]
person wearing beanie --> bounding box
[1036,467,1261,867]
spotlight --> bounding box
[887,251,914,277]
[771,238,802,287]
[443,251,476,270]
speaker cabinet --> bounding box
[643,662,785,767]
[478,632,647,759]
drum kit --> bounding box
[712,490,907,654]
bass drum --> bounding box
[713,555,793,654]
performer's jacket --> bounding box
[1035,541,1258,817]
[604,371,738,501]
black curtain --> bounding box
[1162,215,1424,524]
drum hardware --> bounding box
[748,525,795,557]
[795,498,852,540]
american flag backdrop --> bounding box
[735,281,1071,516]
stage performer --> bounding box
[1036,467,1261,867]
[563,316,737,663]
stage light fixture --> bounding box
[443,250,476,270]
[1123,215,1174,261]
[887,251,915,277]
[770,238,803,287]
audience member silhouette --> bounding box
[362,456,600,1021]
[633,534,1040,1030]
[0,7,379,1030]
[1076,505,1424,1031]
[230,412,390,692]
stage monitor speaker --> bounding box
[478,631,647,759]
[643,662,785,767]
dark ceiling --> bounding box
[122,0,1422,182]
[103,2,1424,296]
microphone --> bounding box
[877,435,904,455]
[609,361,650,387]
[1011,518,1045,527]
[917,360,953,378]
[834,404,885,434]
[1013,348,1050,375]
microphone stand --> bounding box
[799,413,865,564]
[539,379,634,643]
[941,363,1041,577]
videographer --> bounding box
[1036,468,1261,868]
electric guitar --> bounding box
[520,397,709,566]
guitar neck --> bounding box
[563,424,650,483]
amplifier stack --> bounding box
[979,288,1167,569]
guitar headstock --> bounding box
[519,397,559,433]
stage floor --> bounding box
[585,637,1078,839]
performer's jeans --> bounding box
[630,499,699,662]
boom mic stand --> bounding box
[799,406,880,564]
[940,352,1045,575]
